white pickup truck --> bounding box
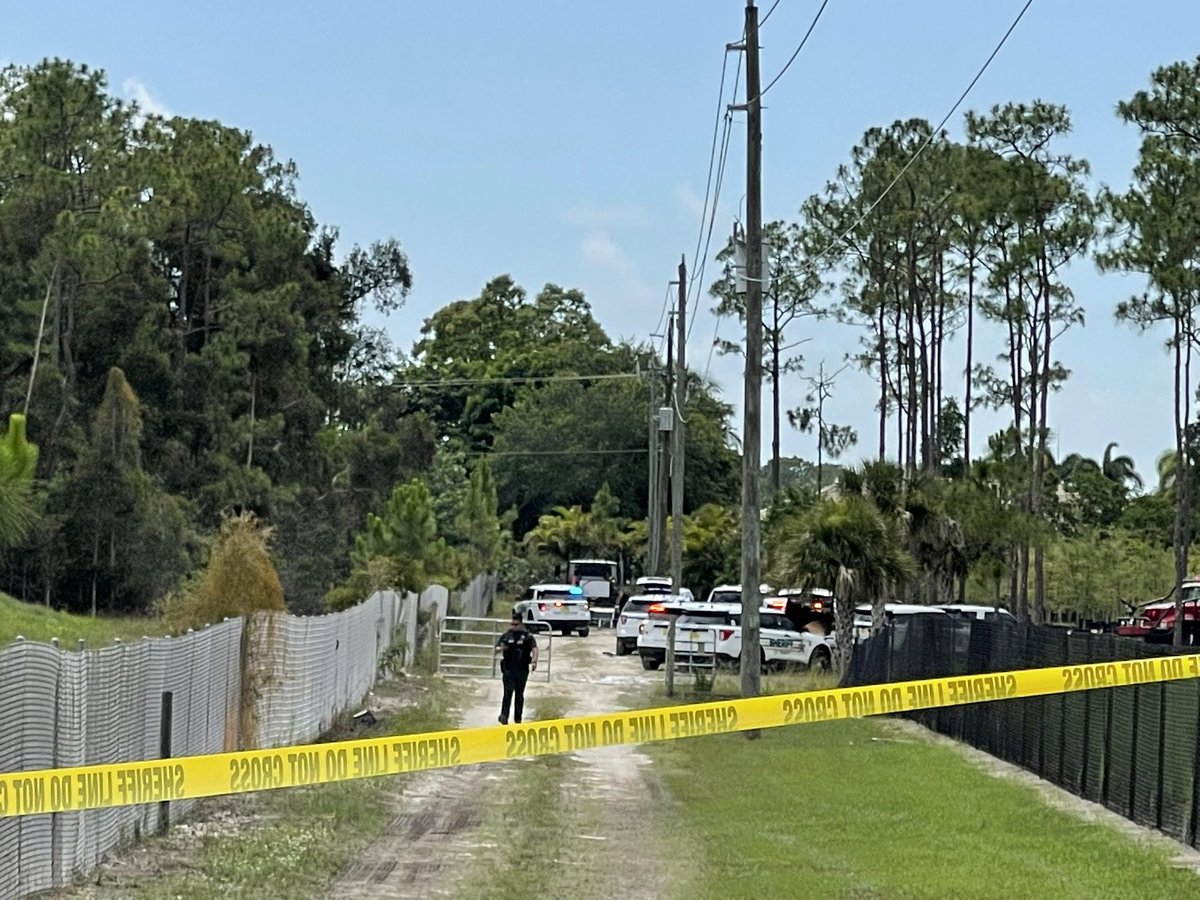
[714,609,833,672]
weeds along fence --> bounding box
[0,585,443,900]
[844,617,1200,850]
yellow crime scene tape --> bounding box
[1,652,1197,819]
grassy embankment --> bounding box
[644,669,1200,899]
[0,591,155,647]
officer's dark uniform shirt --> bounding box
[497,629,537,672]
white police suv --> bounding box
[513,584,591,636]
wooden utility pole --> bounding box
[671,256,687,595]
[647,355,662,572]
[659,317,674,574]
[739,0,763,703]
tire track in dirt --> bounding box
[327,630,680,899]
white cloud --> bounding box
[580,230,639,278]
[122,78,171,119]
[563,203,649,229]
[674,182,707,219]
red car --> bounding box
[1142,580,1200,644]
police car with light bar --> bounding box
[513,584,591,636]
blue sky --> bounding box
[6,0,1199,487]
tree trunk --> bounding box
[833,590,856,675]
[247,371,257,468]
[872,582,888,634]
[771,303,781,499]
[964,253,975,477]
[1173,327,1193,646]
[878,303,887,461]
[177,222,191,365]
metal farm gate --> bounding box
[436,616,552,681]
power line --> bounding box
[760,0,784,27]
[473,448,649,458]
[690,50,742,382]
[754,0,831,104]
[688,48,732,290]
[650,281,674,343]
[393,372,640,389]
[698,50,745,382]
[689,84,737,345]
[808,0,1035,266]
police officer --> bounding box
[495,612,539,725]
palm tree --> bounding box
[773,495,916,673]
[839,461,965,623]
[524,505,592,564]
[1056,452,1101,480]
[0,414,39,549]
[1158,449,1178,496]
[1101,442,1143,492]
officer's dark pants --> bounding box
[500,667,529,723]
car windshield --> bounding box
[625,598,657,610]
[709,591,740,604]
[1183,585,1200,603]
[573,563,615,578]
[540,590,579,601]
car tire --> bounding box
[578,628,590,638]
[616,639,630,656]
[561,627,573,637]
[641,655,661,671]
[809,647,832,672]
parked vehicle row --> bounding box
[513,576,1020,658]
[628,593,835,674]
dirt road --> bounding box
[326,626,681,899]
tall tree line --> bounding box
[0,59,742,615]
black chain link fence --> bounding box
[843,616,1200,847]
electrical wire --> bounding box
[807,0,1036,266]
[393,372,639,389]
[473,448,649,458]
[650,281,674,344]
[688,49,731,289]
[760,0,784,27]
[699,115,736,382]
[698,53,744,382]
[754,0,831,103]
[688,70,738,345]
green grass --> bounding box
[121,678,455,900]
[0,591,156,648]
[648,713,1200,899]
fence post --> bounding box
[1128,684,1141,820]
[1079,633,1091,796]
[1156,678,1167,831]
[1188,682,1200,847]
[158,691,173,835]
[665,614,678,698]
[1101,686,1115,810]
